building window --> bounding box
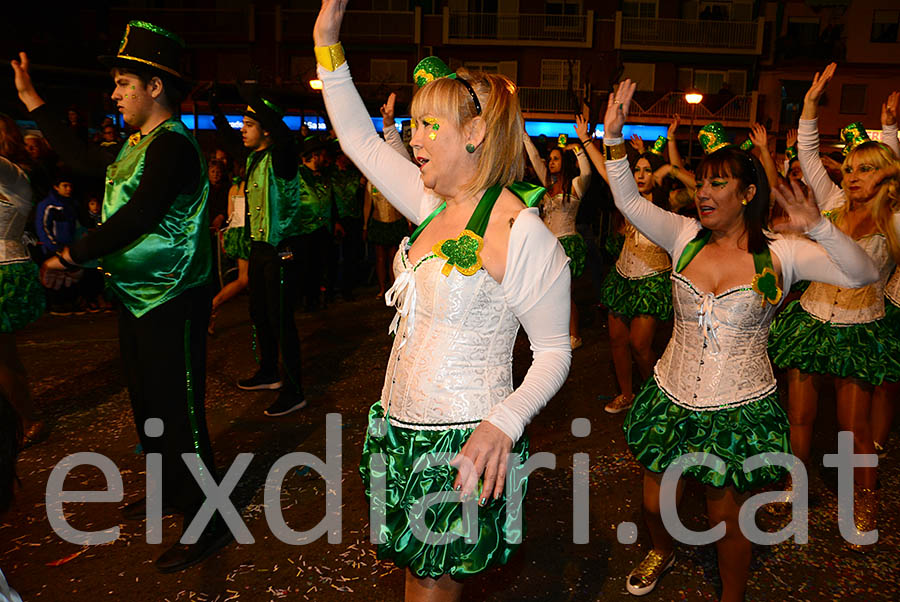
[786,17,820,46]
[540,59,580,89]
[370,59,408,84]
[840,84,867,115]
[622,63,655,92]
[623,0,657,19]
[546,0,580,16]
[678,68,746,95]
[871,10,900,43]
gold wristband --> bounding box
[604,142,627,161]
[314,42,346,72]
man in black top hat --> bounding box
[12,20,230,573]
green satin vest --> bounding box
[245,150,304,245]
[331,166,362,219]
[102,118,211,318]
[298,165,333,235]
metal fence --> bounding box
[619,16,760,52]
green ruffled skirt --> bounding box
[558,234,587,278]
[359,402,528,579]
[768,300,900,385]
[624,377,790,492]
[0,261,45,333]
[600,268,673,321]
[223,227,251,260]
[604,232,625,259]
[368,218,408,247]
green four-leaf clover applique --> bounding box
[752,266,782,306]
[433,229,484,277]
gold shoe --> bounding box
[764,477,793,520]
[625,549,674,596]
[847,485,877,552]
[23,420,47,448]
[604,394,634,415]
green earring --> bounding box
[465,143,476,153]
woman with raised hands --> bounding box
[582,120,673,416]
[523,118,591,348]
[767,64,900,546]
[603,79,878,600]
[314,1,571,600]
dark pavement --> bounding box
[2,278,898,601]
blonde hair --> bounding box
[833,142,900,263]
[410,67,524,197]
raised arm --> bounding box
[881,91,899,157]
[575,113,607,185]
[315,0,433,224]
[748,123,782,192]
[523,133,548,187]
[667,115,684,169]
[797,118,845,212]
[380,92,412,160]
[602,80,695,255]
[571,143,591,198]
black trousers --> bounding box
[118,284,216,522]
[248,240,303,394]
[337,217,364,296]
[298,227,329,310]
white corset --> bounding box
[799,234,894,325]
[541,192,580,238]
[654,273,778,411]
[616,222,671,279]
[885,268,900,307]
[381,237,521,430]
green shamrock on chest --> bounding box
[751,266,782,306]
[432,229,484,277]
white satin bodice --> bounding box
[799,234,895,325]
[885,267,900,307]
[654,273,778,411]
[541,192,580,238]
[616,221,671,278]
[381,237,521,430]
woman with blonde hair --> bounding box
[768,63,900,548]
[314,1,571,600]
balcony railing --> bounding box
[445,8,594,47]
[615,13,764,54]
[518,87,584,114]
[617,91,758,126]
[280,8,419,43]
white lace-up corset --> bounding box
[380,237,521,430]
[654,273,779,411]
[799,234,894,325]
[616,222,671,279]
[541,192,580,238]
[884,268,900,307]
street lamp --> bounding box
[685,89,703,167]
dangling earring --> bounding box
[465,143,476,153]
[741,199,748,205]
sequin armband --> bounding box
[314,43,346,72]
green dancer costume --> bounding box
[600,222,673,321]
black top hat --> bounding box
[99,20,187,85]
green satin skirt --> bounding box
[558,234,587,278]
[359,402,528,579]
[0,261,45,333]
[223,227,251,260]
[768,299,900,386]
[624,377,790,493]
[600,268,673,321]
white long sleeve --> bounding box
[319,63,439,224]
[797,118,846,212]
[881,122,900,157]
[572,148,591,199]
[606,156,697,256]
[485,209,572,442]
[523,135,548,187]
[770,218,880,293]
[382,121,412,160]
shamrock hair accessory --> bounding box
[413,56,456,88]
[841,122,870,156]
[697,122,731,155]
[785,145,798,162]
[649,136,667,156]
